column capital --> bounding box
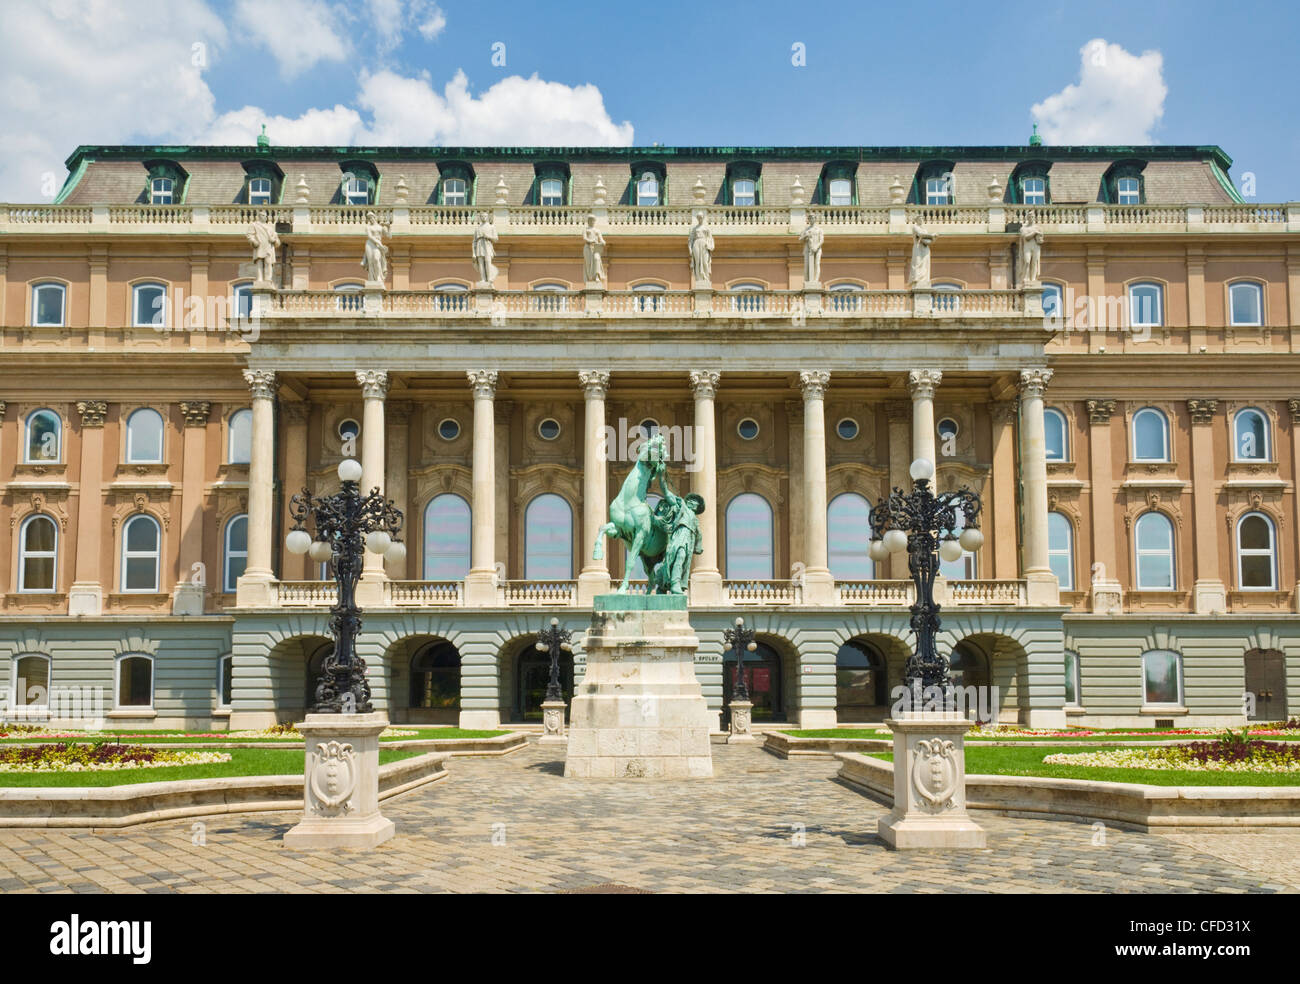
[798,369,830,400]
[242,369,278,400]
[1186,398,1219,425]
[178,401,212,427]
[1017,367,1053,399]
[578,370,611,399]
[689,369,720,399]
[1288,399,1300,424]
[356,369,390,400]
[467,369,498,399]
[1085,398,1116,425]
[989,400,1018,426]
[75,400,109,428]
[907,368,942,399]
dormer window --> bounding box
[912,160,956,206]
[150,177,174,204]
[338,161,379,206]
[443,178,467,205]
[725,162,762,207]
[437,161,474,206]
[248,178,273,205]
[818,161,857,206]
[533,162,570,207]
[344,176,369,205]
[141,159,187,206]
[626,162,667,207]
[1009,161,1052,206]
[241,160,283,206]
[1117,177,1140,204]
[1102,160,1147,205]
[637,172,660,205]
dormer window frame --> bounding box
[1102,159,1148,205]
[532,162,571,207]
[725,161,762,207]
[437,161,476,206]
[628,161,667,207]
[817,161,858,206]
[141,159,188,206]
[240,160,284,206]
[911,160,956,206]
[337,160,380,207]
[1009,160,1052,205]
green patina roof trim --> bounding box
[53,156,90,204]
[1206,157,1244,204]
[64,143,1235,173]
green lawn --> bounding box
[785,727,1300,744]
[784,729,891,739]
[870,745,1300,786]
[0,727,509,745]
[0,747,421,788]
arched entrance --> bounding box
[408,640,462,724]
[515,642,573,722]
[835,640,889,722]
[722,640,785,722]
[1244,649,1287,721]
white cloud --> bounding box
[1031,39,1167,144]
[233,0,348,78]
[415,1,446,40]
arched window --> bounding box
[231,281,253,322]
[524,494,573,579]
[828,282,865,314]
[18,515,57,592]
[1044,408,1068,461]
[1063,650,1081,706]
[125,408,165,464]
[725,493,774,580]
[1233,408,1269,461]
[1236,512,1277,590]
[433,282,469,313]
[835,640,887,720]
[218,654,233,707]
[632,283,666,313]
[1132,407,1169,462]
[116,654,154,708]
[730,282,765,314]
[11,654,50,709]
[532,282,569,313]
[827,493,873,580]
[132,282,168,327]
[722,640,783,720]
[24,408,61,463]
[932,282,962,314]
[1142,650,1182,706]
[423,494,472,580]
[333,282,364,313]
[227,409,252,464]
[223,514,248,592]
[342,174,370,206]
[1041,283,1064,320]
[636,171,660,206]
[1134,512,1175,590]
[31,282,66,327]
[1047,511,1074,590]
[409,641,462,711]
[121,514,161,592]
[1128,282,1163,327]
[1229,281,1263,326]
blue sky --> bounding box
[4,0,1298,200]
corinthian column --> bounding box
[907,368,942,468]
[465,370,499,605]
[356,370,389,593]
[577,370,612,603]
[1018,368,1059,605]
[236,369,277,607]
[799,370,835,604]
[688,370,723,604]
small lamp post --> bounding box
[536,617,573,743]
[724,616,758,743]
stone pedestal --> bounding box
[727,700,756,743]
[283,712,394,850]
[565,595,713,778]
[877,711,986,849]
[539,699,567,745]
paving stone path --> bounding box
[0,741,1294,893]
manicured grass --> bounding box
[785,729,891,739]
[870,745,1300,786]
[0,747,421,788]
[0,727,509,745]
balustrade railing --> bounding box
[948,579,1027,605]
[386,580,463,606]
[503,580,578,605]
[724,580,800,604]
[836,580,915,605]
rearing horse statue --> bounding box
[593,433,668,592]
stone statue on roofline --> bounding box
[582,213,606,284]
[1019,218,1043,286]
[472,210,499,285]
[799,211,824,284]
[361,211,390,284]
[908,222,936,288]
[247,209,280,285]
[688,211,714,284]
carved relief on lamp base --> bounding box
[877,711,986,850]
[283,712,395,850]
[727,700,756,743]
[538,699,568,745]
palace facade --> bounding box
[1,142,1297,731]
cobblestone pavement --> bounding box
[0,741,1295,893]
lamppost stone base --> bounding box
[539,699,567,745]
[877,711,986,850]
[727,700,756,743]
[283,712,394,851]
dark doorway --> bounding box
[409,641,462,724]
[1244,649,1287,721]
[305,642,333,710]
[516,642,574,722]
[722,641,785,722]
[836,640,889,722]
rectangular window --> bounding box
[732,179,756,207]
[344,177,369,205]
[1143,652,1182,705]
[248,178,272,205]
[925,177,950,205]
[150,177,173,204]
[32,284,65,326]
[1064,651,1079,705]
[636,175,659,206]
[443,177,467,205]
[1117,177,1140,205]
[827,178,852,206]
[540,178,564,206]
[1021,177,1046,205]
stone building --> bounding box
[0,142,1296,731]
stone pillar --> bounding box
[988,401,1019,581]
[785,399,805,570]
[384,400,413,580]
[281,402,311,581]
[1086,400,1123,614]
[236,369,277,607]
[355,371,389,605]
[577,370,612,602]
[1291,400,1300,610]
[465,370,499,606]
[885,400,911,580]
[907,369,942,468]
[1187,399,1226,613]
[1018,368,1059,605]
[876,711,986,849]
[688,370,723,603]
[799,370,835,604]
[173,401,210,615]
[69,401,108,615]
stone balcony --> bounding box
[3,202,1296,237]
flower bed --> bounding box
[1044,740,1300,774]
[0,743,231,774]
[969,724,1300,739]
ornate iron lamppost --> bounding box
[535,617,574,702]
[285,458,405,714]
[867,458,984,711]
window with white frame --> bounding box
[539,178,564,207]
[1063,650,1081,706]
[125,408,165,464]
[1132,407,1170,462]
[828,282,864,314]
[524,493,573,579]
[31,282,66,326]
[731,178,756,207]
[1134,511,1175,589]
[423,494,472,580]
[218,654,233,707]
[532,282,569,313]
[248,177,273,205]
[342,175,369,205]
[11,654,50,709]
[827,493,873,580]
[1041,283,1064,320]
[730,282,765,314]
[223,514,248,592]
[827,177,853,206]
[121,514,161,592]
[1021,176,1046,205]
[132,282,167,327]
[1233,407,1269,461]
[150,177,174,204]
[1116,176,1141,205]
[1229,281,1263,326]
[636,172,660,206]
[1128,282,1162,327]
[1142,649,1182,706]
[1047,511,1074,590]
[442,176,468,206]
[632,283,666,312]
[24,408,61,463]
[932,282,962,314]
[17,515,57,592]
[116,654,154,708]
[334,282,364,313]
[227,409,252,464]
[925,175,951,204]
[1236,512,1277,590]
[231,282,253,322]
[725,493,774,579]
[1044,407,1068,461]
[433,283,469,312]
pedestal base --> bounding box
[538,699,568,745]
[283,712,394,851]
[877,711,985,849]
[727,700,756,743]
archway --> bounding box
[515,641,574,722]
[1244,649,1287,721]
[304,641,334,712]
[722,639,785,722]
[835,639,889,722]
[407,639,462,724]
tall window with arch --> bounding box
[1128,282,1163,327]
[227,409,252,464]
[1236,512,1277,590]
[223,514,248,592]
[524,494,573,580]
[1233,408,1269,461]
[1132,407,1169,462]
[827,493,873,580]
[1134,511,1175,590]
[1228,281,1263,326]
[423,494,472,580]
[1047,511,1074,590]
[1044,408,1068,461]
[725,493,774,580]
[116,654,154,708]
[11,654,50,710]
[24,409,61,463]
[31,282,66,326]
[125,408,165,464]
[18,514,57,592]
[121,514,162,592]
